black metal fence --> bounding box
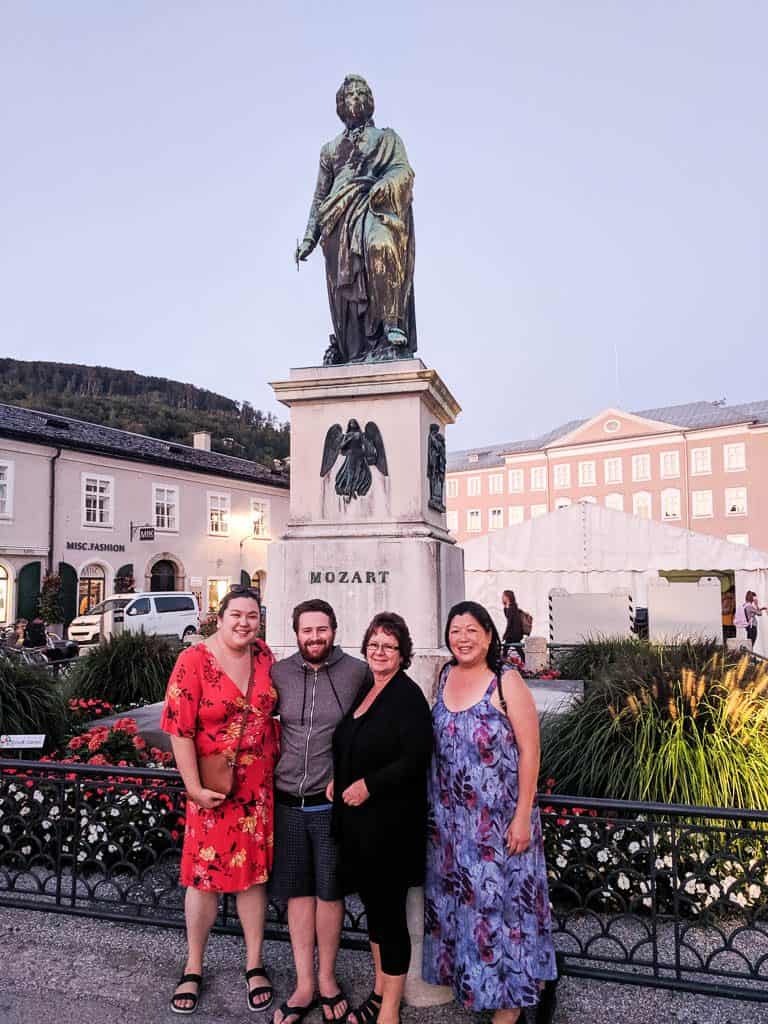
[1,759,767,1000]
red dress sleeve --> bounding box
[161,647,202,739]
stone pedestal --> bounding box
[266,360,464,694]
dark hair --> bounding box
[361,611,413,670]
[217,586,261,618]
[745,591,757,604]
[335,74,375,125]
[292,599,338,634]
[502,589,518,612]
[444,601,502,671]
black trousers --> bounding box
[358,882,411,976]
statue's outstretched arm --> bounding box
[299,146,334,257]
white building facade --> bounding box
[0,404,289,625]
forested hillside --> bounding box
[0,359,289,466]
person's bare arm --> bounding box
[170,735,225,810]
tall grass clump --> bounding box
[0,658,67,752]
[556,636,720,684]
[66,631,181,707]
[541,652,768,810]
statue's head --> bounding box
[336,74,374,127]
[347,418,361,432]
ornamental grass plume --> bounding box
[540,651,768,810]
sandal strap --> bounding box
[276,1000,316,1023]
[178,973,203,986]
[246,967,270,980]
[319,992,348,1009]
[249,986,273,997]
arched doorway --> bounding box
[78,563,106,615]
[151,559,178,592]
[0,563,10,624]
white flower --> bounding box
[556,855,567,868]
[663,855,672,867]
[7,784,16,794]
[684,879,696,894]
[722,875,737,891]
[32,790,43,803]
[41,820,51,829]
[14,792,24,802]
[709,884,720,898]
[21,845,31,855]
[699,850,707,863]
[580,837,591,849]
[655,858,665,870]
[597,849,609,863]
[729,892,747,907]
[127,795,139,807]
[20,806,30,816]
[639,881,649,894]
[1,825,10,834]
[642,897,652,907]
[628,841,640,854]
[49,806,60,818]
[748,884,761,900]
[696,883,706,894]
[77,851,86,862]
[618,873,630,890]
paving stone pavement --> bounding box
[0,907,766,1024]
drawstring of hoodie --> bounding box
[300,664,308,726]
[325,664,344,714]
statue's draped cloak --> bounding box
[306,125,416,362]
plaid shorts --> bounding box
[269,802,342,902]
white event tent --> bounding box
[463,502,768,657]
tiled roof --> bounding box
[0,403,289,489]
[448,399,768,472]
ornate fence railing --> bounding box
[1,759,767,1000]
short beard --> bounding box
[298,637,334,665]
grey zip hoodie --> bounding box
[271,645,370,796]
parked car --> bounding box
[67,592,199,646]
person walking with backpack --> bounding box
[734,590,766,649]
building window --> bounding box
[579,496,597,504]
[724,443,746,472]
[468,453,479,463]
[554,497,572,510]
[446,510,458,532]
[726,534,749,546]
[466,509,481,532]
[489,473,504,495]
[508,506,524,526]
[207,577,230,613]
[632,454,651,482]
[633,491,652,519]
[251,498,270,538]
[0,564,9,623]
[661,488,681,520]
[446,478,458,499]
[208,492,231,535]
[530,504,547,518]
[725,487,747,516]
[153,485,178,531]
[691,447,711,475]
[578,461,596,487]
[530,466,547,491]
[691,490,713,518]
[660,451,680,479]
[603,458,623,485]
[605,493,624,511]
[0,461,14,519]
[78,563,107,615]
[508,469,524,493]
[489,507,504,530]
[553,464,570,489]
[604,418,621,434]
[467,476,481,497]
[82,474,114,528]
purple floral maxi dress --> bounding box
[422,668,557,1010]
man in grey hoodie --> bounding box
[270,599,370,1024]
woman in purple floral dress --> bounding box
[423,601,557,1024]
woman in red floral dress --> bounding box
[162,588,279,1015]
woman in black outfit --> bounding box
[502,589,524,663]
[330,612,432,1024]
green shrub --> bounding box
[0,658,67,752]
[541,652,768,810]
[555,636,721,684]
[66,631,181,707]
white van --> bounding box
[68,592,199,646]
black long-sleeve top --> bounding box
[331,669,433,894]
[503,605,523,644]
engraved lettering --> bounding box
[351,571,362,583]
[366,572,376,583]
[338,571,349,583]
[310,572,321,584]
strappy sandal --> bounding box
[170,972,203,1015]
[319,990,349,1022]
[246,966,274,1012]
[272,998,317,1024]
[346,990,381,1024]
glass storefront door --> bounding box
[78,564,106,615]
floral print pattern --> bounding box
[422,667,557,1010]
[161,641,279,892]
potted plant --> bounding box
[39,572,65,637]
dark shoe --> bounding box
[246,966,274,1013]
[272,999,317,1024]
[170,972,203,1015]
[346,991,382,1024]
[535,979,558,1024]
[319,990,350,1023]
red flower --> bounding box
[89,754,108,766]
[133,736,146,751]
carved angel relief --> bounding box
[320,419,388,502]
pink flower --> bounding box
[89,754,108,766]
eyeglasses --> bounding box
[228,585,261,601]
[366,642,399,654]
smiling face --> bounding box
[217,597,261,650]
[296,610,336,665]
[365,627,401,680]
[448,612,492,668]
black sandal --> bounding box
[347,991,381,1024]
[272,999,317,1024]
[319,990,349,1022]
[170,972,203,1015]
[246,966,274,1013]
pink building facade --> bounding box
[446,400,768,550]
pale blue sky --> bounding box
[2,2,765,449]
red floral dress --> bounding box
[161,641,279,892]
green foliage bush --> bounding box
[0,658,66,751]
[66,631,181,707]
[555,636,720,683]
[541,649,768,810]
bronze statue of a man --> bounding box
[296,74,417,365]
